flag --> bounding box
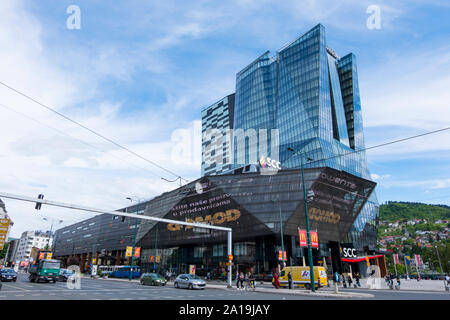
[405,256,410,265]
[415,254,421,266]
[393,254,399,264]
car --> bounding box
[174,274,206,290]
[58,269,75,282]
[0,268,17,282]
[140,273,167,286]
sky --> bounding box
[1,0,449,238]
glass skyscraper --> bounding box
[202,24,378,250]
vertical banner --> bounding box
[278,251,287,261]
[125,246,133,257]
[39,252,45,260]
[310,231,319,248]
[134,247,141,258]
[298,229,307,247]
[189,265,196,275]
[393,254,399,264]
[46,253,52,260]
[0,218,11,250]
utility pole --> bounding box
[271,199,285,269]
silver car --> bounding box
[174,274,206,290]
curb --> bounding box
[204,284,374,298]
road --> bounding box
[0,274,449,300]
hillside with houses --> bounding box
[377,201,450,273]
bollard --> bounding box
[334,281,339,294]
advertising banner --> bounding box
[0,218,11,250]
[125,246,133,257]
[298,229,307,247]
[278,250,287,261]
[393,254,399,264]
[134,247,141,258]
[189,265,196,275]
[39,252,45,260]
[310,231,319,248]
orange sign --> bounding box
[299,229,307,247]
[310,231,319,248]
[134,247,141,258]
[150,256,154,263]
[228,254,233,261]
[278,250,287,261]
[39,252,45,260]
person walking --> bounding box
[355,272,361,288]
[248,271,255,290]
[238,272,245,289]
[288,271,293,289]
[395,274,401,290]
[273,271,280,289]
[347,273,353,288]
[342,273,347,288]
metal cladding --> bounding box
[136,167,376,249]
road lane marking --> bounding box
[1,283,31,292]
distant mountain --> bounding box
[379,201,450,222]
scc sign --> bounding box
[342,247,357,258]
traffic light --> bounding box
[35,194,44,210]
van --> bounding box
[273,266,328,289]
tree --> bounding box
[0,243,9,260]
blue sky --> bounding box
[1,0,449,237]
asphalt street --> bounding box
[0,274,449,300]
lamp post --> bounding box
[287,147,316,292]
[42,217,63,251]
[126,197,144,281]
[271,199,285,269]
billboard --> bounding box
[298,229,307,247]
[0,218,11,250]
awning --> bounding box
[341,254,383,263]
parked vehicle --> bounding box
[274,266,328,289]
[140,273,167,286]
[0,268,17,282]
[108,266,140,279]
[174,274,206,290]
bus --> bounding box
[106,265,141,279]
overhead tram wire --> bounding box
[0,80,189,183]
[304,126,450,167]
[0,102,165,180]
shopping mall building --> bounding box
[54,24,385,277]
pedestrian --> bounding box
[235,271,240,288]
[445,274,450,286]
[347,273,353,288]
[273,271,280,289]
[355,273,361,288]
[395,274,401,290]
[248,270,255,289]
[288,271,293,289]
[238,272,245,289]
[342,274,347,288]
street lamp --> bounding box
[42,217,63,251]
[271,199,285,269]
[287,147,316,292]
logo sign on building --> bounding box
[342,247,357,258]
[310,231,319,248]
[278,251,287,261]
[134,247,141,258]
[125,246,133,257]
[298,229,307,247]
[189,265,196,275]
